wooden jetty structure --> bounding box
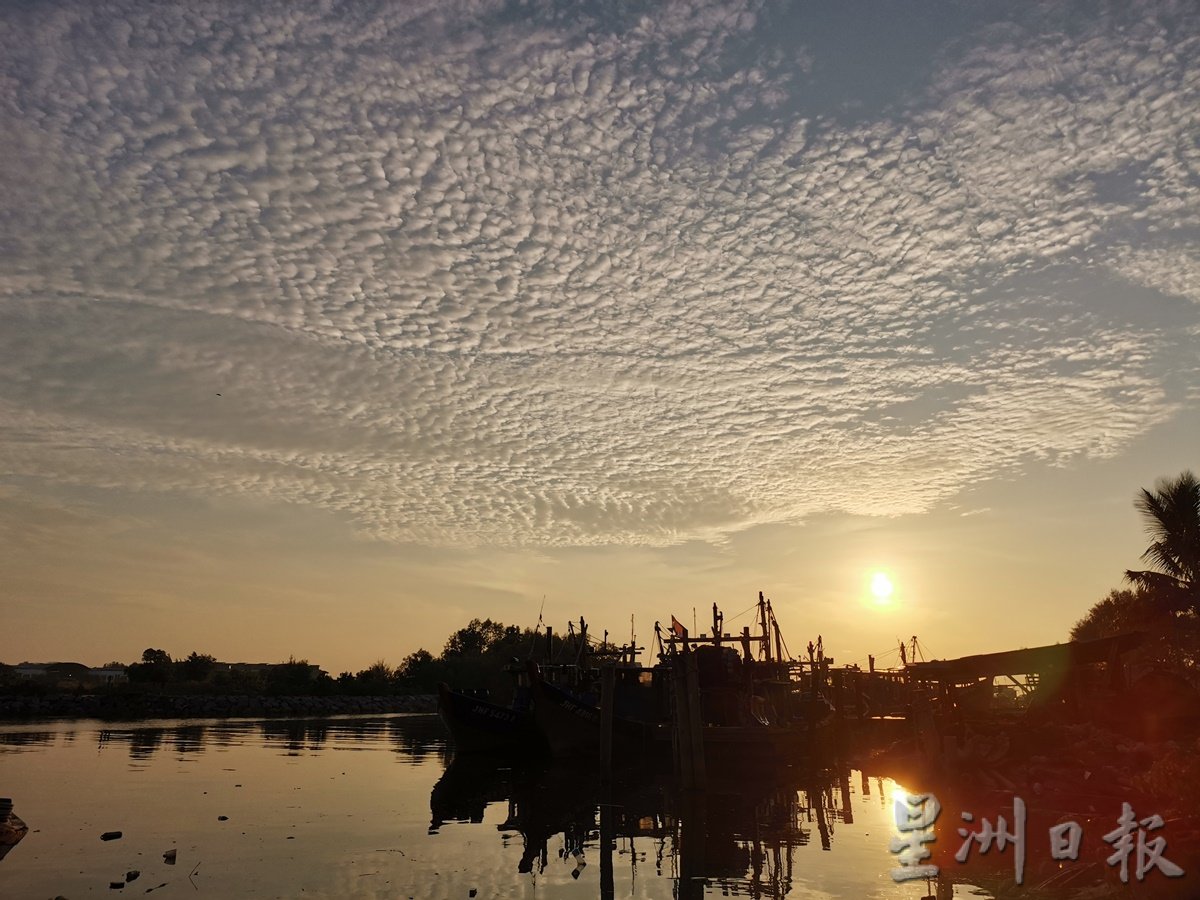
[653,593,836,788]
[439,591,1177,785]
[438,616,644,756]
[524,593,837,783]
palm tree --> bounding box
[1124,470,1200,615]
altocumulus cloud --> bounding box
[1,0,1198,547]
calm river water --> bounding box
[1,714,1023,898]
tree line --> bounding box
[95,618,576,699]
[1071,470,1200,672]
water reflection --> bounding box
[2,714,447,764]
[0,731,56,750]
[430,757,865,898]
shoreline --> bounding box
[0,692,437,721]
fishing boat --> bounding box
[526,660,666,757]
[660,595,835,771]
[438,617,643,755]
[436,681,545,755]
[529,593,835,766]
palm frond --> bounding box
[1132,470,1200,588]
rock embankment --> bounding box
[0,693,437,720]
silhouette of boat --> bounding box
[526,662,666,757]
[528,595,835,765]
[436,681,545,755]
[437,617,643,755]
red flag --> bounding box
[670,615,687,638]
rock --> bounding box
[100,831,123,841]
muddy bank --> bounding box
[0,692,437,720]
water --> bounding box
[0,715,1012,898]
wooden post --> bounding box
[600,665,615,780]
[671,649,706,789]
[758,592,772,662]
[740,627,752,662]
[832,670,845,749]
[839,770,854,825]
[677,792,707,900]
[766,598,783,662]
[600,783,614,900]
[683,648,706,788]
[671,654,693,787]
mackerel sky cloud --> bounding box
[2,0,1200,668]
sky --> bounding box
[1,0,1198,675]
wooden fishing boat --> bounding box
[436,682,545,755]
[660,597,836,772]
[526,661,665,757]
[528,594,836,767]
[438,617,642,755]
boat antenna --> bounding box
[527,594,547,658]
[910,635,924,662]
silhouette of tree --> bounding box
[179,652,215,682]
[397,649,439,691]
[127,648,175,684]
[1071,588,1160,642]
[1125,470,1200,615]
[442,619,518,657]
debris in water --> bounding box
[126,870,140,882]
[217,815,229,821]
[162,849,177,864]
[101,831,123,841]
[0,797,30,861]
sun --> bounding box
[870,572,895,602]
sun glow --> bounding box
[870,572,895,603]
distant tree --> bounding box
[1073,586,1200,675]
[396,649,439,691]
[442,619,515,658]
[1071,588,1162,642]
[1125,470,1200,615]
[128,648,174,684]
[353,660,396,694]
[179,652,215,682]
[266,657,325,695]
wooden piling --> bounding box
[600,665,615,780]
[683,648,706,788]
[599,793,615,900]
[671,649,706,790]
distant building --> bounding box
[89,667,128,684]
[217,662,325,679]
[11,662,127,686]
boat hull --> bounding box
[528,669,662,758]
[437,683,545,755]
